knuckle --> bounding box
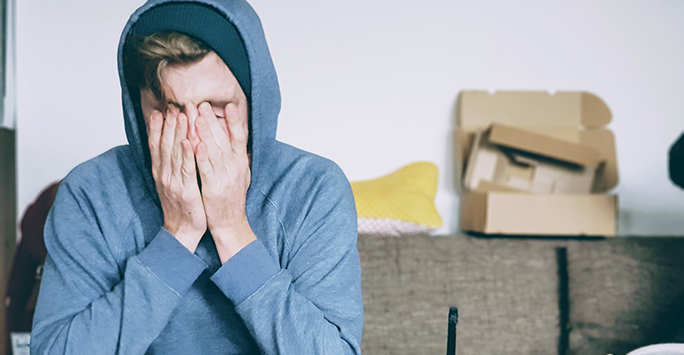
[159,171,171,187]
[181,191,195,202]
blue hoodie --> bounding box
[30,1,363,354]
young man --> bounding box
[30,1,363,354]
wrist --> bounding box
[211,222,257,264]
[164,224,204,252]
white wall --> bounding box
[16,0,684,236]
[16,0,143,225]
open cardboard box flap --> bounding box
[459,91,611,128]
[464,124,604,195]
[487,123,604,167]
[455,90,619,236]
[456,91,619,193]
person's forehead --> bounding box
[161,53,239,107]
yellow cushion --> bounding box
[351,162,442,228]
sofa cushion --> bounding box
[358,234,561,355]
[567,238,684,355]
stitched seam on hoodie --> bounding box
[234,269,284,310]
[259,188,291,252]
[115,190,152,268]
[132,256,182,297]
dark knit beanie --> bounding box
[129,2,251,100]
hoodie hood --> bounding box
[117,0,281,200]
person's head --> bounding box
[126,31,249,151]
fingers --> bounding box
[198,102,230,150]
[196,113,223,161]
[180,139,197,185]
[149,109,192,189]
[147,110,164,170]
[170,112,188,175]
[160,109,178,169]
[194,102,250,189]
[195,141,214,183]
[224,103,248,155]
[175,112,188,149]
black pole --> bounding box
[447,306,458,355]
[556,248,570,355]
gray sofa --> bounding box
[358,234,684,355]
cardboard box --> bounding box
[456,91,619,236]
[460,192,618,235]
[463,123,605,194]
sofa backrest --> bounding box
[358,234,684,355]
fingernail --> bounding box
[199,102,212,114]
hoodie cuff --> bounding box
[210,239,280,305]
[135,227,208,294]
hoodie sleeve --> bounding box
[210,165,364,355]
[30,177,208,355]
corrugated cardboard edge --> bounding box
[580,129,619,192]
[488,123,604,167]
[453,128,473,195]
[459,192,487,232]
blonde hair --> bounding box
[126,31,211,100]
